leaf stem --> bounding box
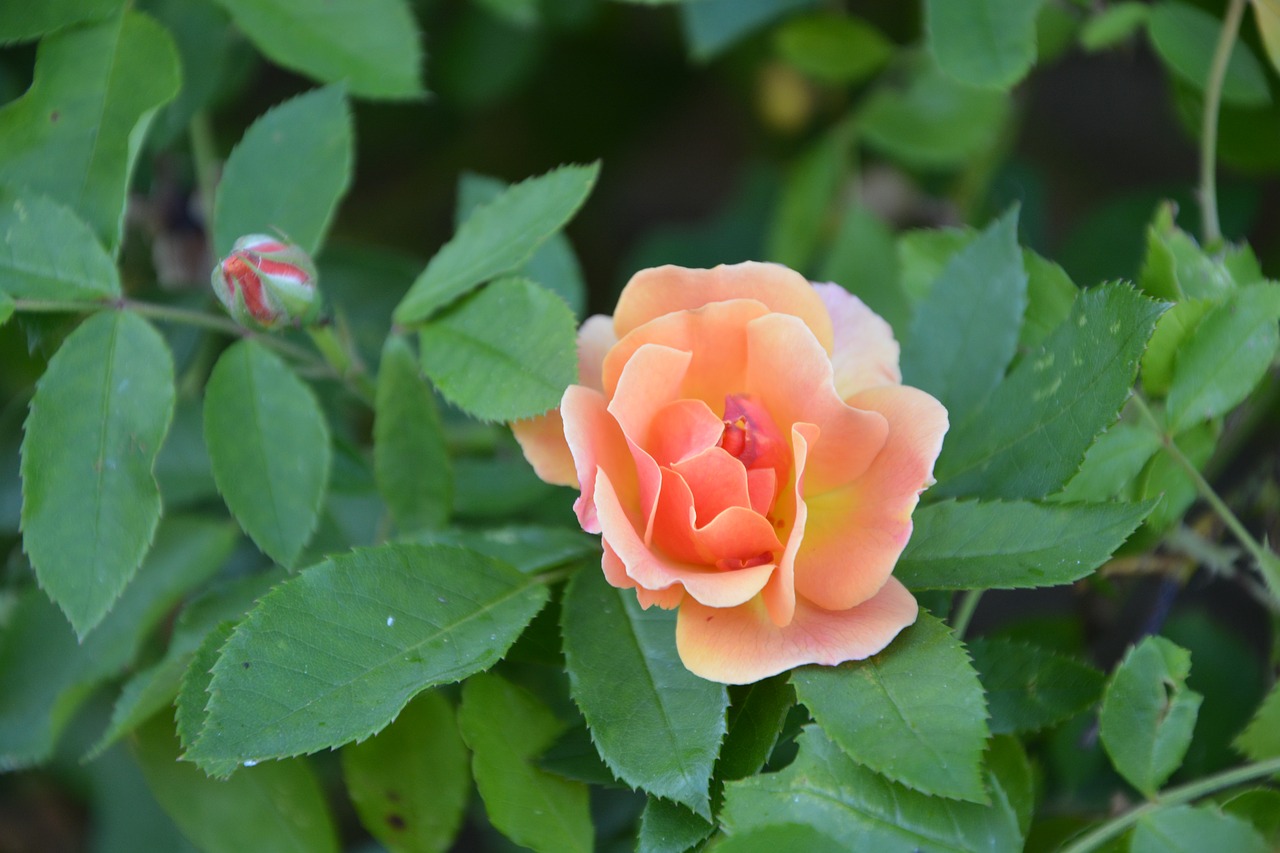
[1198,0,1247,245]
[1058,755,1280,853]
[950,589,983,637]
[189,111,219,231]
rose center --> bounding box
[716,394,786,473]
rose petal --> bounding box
[674,577,919,684]
[512,409,576,487]
[577,314,617,392]
[794,384,949,611]
[813,283,902,399]
[671,447,751,524]
[647,399,725,468]
[760,422,817,627]
[602,541,685,609]
[746,468,778,516]
[563,385,634,534]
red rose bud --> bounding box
[211,235,321,330]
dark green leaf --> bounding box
[679,0,819,62]
[342,691,469,853]
[0,190,120,299]
[1138,418,1218,534]
[155,397,218,509]
[766,121,853,272]
[459,672,592,853]
[774,14,893,84]
[1019,250,1078,351]
[1234,679,1280,761]
[561,567,727,818]
[419,277,578,422]
[375,336,451,533]
[897,227,977,303]
[1081,2,1151,51]
[0,291,11,325]
[1052,422,1161,503]
[406,524,597,575]
[539,724,619,786]
[1132,804,1269,853]
[203,339,331,568]
[926,0,1043,90]
[21,311,175,636]
[0,0,124,41]
[1222,789,1280,846]
[792,612,989,803]
[969,638,1105,734]
[716,824,845,853]
[394,163,599,324]
[176,621,237,776]
[145,0,236,147]
[1148,1,1270,107]
[638,798,715,853]
[186,544,548,770]
[896,499,1155,590]
[820,203,910,335]
[213,85,353,258]
[717,674,795,782]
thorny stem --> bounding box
[1198,0,1247,245]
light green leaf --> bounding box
[680,0,819,62]
[897,227,976,303]
[901,208,1028,420]
[717,674,795,781]
[213,85,353,258]
[896,498,1155,590]
[342,691,470,853]
[394,163,599,324]
[820,203,910,335]
[1081,2,1151,52]
[1099,635,1203,797]
[375,336,451,533]
[1052,422,1161,503]
[1255,0,1280,74]
[969,638,1105,734]
[766,120,852,272]
[1132,805,1269,853]
[935,283,1166,500]
[1138,204,1248,301]
[0,190,120,299]
[1165,283,1280,433]
[1148,1,1271,107]
[419,277,578,422]
[0,0,124,42]
[459,672,593,853]
[926,0,1044,90]
[774,13,893,84]
[561,567,727,818]
[406,524,598,575]
[209,0,424,99]
[185,544,548,771]
[638,798,715,853]
[21,311,175,636]
[715,824,845,853]
[1019,250,1078,351]
[720,726,1025,852]
[0,11,180,249]
[792,612,989,803]
[1141,299,1214,398]
[1138,418,1218,534]
[203,339,331,568]
[134,715,339,853]
[1234,679,1280,760]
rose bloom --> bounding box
[514,263,948,684]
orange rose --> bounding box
[514,263,948,684]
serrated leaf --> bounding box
[1148,1,1271,107]
[1138,204,1250,301]
[134,715,339,853]
[935,283,1166,500]
[419,277,578,422]
[1081,2,1152,52]
[375,336,451,533]
[1132,804,1269,853]
[1020,250,1078,351]
[0,11,180,249]
[792,612,989,803]
[203,339,331,568]
[394,163,599,324]
[1139,418,1218,534]
[21,311,175,636]
[1165,283,1280,433]
[406,524,598,575]
[638,798,715,853]
[1141,299,1214,398]
[902,208,1028,420]
[185,544,548,771]
[717,674,795,782]
[820,204,910,336]
[926,0,1043,90]
[561,567,727,818]
[1234,679,1280,760]
[721,726,1025,852]
[539,724,620,786]
[715,824,845,853]
[1255,0,1280,73]
[209,0,423,99]
[342,691,469,853]
[898,226,977,303]
[459,672,592,853]
[176,621,237,777]
[969,638,1105,734]
[1099,635,1203,797]
[0,191,120,299]
[213,85,353,258]
[1222,789,1280,845]
[0,0,124,42]
[896,499,1156,590]
[1053,422,1161,503]
[774,14,893,84]
[679,0,820,62]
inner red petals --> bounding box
[224,255,274,322]
[717,394,788,480]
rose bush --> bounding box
[515,263,948,684]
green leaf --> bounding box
[134,715,339,853]
[792,612,989,803]
[1148,1,1271,107]
[375,337,451,533]
[1255,0,1280,74]
[176,621,238,776]
[185,544,549,771]
[213,85,353,258]
[0,0,124,42]
[1139,204,1248,301]
[1019,250,1078,351]
[561,567,728,818]
[418,277,578,422]
[1138,418,1218,534]
[1132,804,1269,853]
[638,798,715,853]
[774,13,893,84]
[203,339,331,568]
[820,204,910,336]
[1099,635,1203,797]
[0,190,120,299]
[1165,284,1280,433]
[539,724,619,786]
[715,824,845,853]
[934,283,1166,500]
[1052,422,1161,503]
[0,11,180,249]
[895,498,1156,590]
[145,0,236,147]
[720,726,1025,852]
[342,691,470,853]
[1081,2,1151,52]
[1234,679,1280,760]
[394,163,600,324]
[1141,299,1214,398]
[969,638,1105,734]
[459,672,593,853]
[926,0,1044,90]
[406,524,598,575]
[679,0,819,62]
[897,227,976,303]
[21,311,175,636]
[209,0,424,99]
[1222,789,1280,846]
[0,291,11,326]
[901,208,1028,420]
[766,121,852,271]
[717,674,796,782]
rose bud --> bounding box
[211,235,321,330]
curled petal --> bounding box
[813,283,902,399]
[603,541,685,609]
[671,447,751,524]
[563,386,635,534]
[760,423,818,628]
[647,399,725,468]
[675,577,919,684]
[577,314,617,392]
[512,409,576,487]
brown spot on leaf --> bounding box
[386,813,406,831]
